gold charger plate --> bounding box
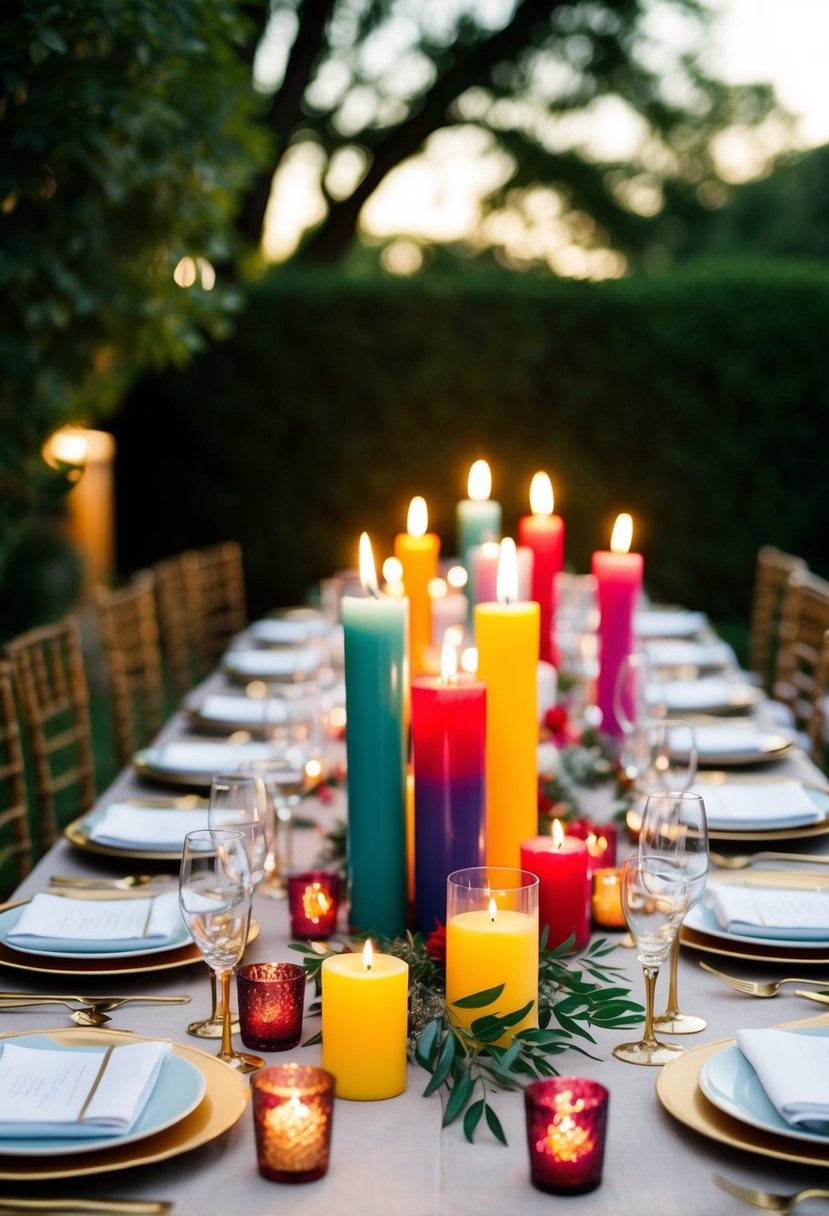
[0,1026,248,1180]
[0,900,260,977]
[680,923,829,966]
[656,1013,829,1169]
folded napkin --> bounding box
[692,781,822,830]
[0,1038,171,1138]
[706,884,829,941]
[670,725,789,759]
[736,1028,829,1129]
[634,610,708,639]
[195,694,288,727]
[7,892,184,952]
[644,640,736,670]
[142,742,276,773]
[88,805,208,850]
[223,648,320,679]
[649,677,756,712]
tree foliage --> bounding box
[239,0,785,271]
[0,0,269,552]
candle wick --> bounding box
[366,960,372,972]
[367,584,381,600]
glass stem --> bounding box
[209,968,220,1018]
[219,970,234,1059]
[641,964,660,1047]
[662,935,681,1019]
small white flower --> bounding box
[536,741,561,777]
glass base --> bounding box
[260,873,287,900]
[188,1012,241,1039]
[613,1038,684,1066]
[653,1011,707,1035]
[219,1048,265,1074]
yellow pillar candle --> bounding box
[321,941,409,1101]
[394,496,440,676]
[475,538,539,868]
[445,869,538,1046]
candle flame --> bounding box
[488,896,497,922]
[440,637,458,683]
[383,556,403,585]
[302,881,332,923]
[429,577,447,599]
[460,646,478,673]
[496,537,518,605]
[467,459,492,502]
[407,495,428,538]
[610,513,633,555]
[447,565,468,589]
[530,471,554,516]
[359,532,380,596]
[362,938,374,971]
[552,818,565,850]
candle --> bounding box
[520,820,590,952]
[394,496,440,675]
[518,472,565,665]
[474,539,539,868]
[591,513,644,738]
[566,820,618,871]
[342,533,408,937]
[287,871,341,940]
[237,962,306,1052]
[445,867,538,1047]
[321,940,409,1100]
[467,540,500,608]
[524,1077,609,1195]
[591,868,626,928]
[251,1064,335,1183]
[428,577,468,645]
[411,641,486,934]
[456,459,501,573]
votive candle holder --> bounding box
[237,962,306,1052]
[591,868,626,929]
[525,1077,609,1195]
[252,1063,335,1183]
[288,870,341,940]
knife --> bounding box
[795,989,829,1005]
[0,1200,172,1214]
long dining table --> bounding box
[3,640,829,1215]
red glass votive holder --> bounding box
[252,1063,335,1184]
[237,962,306,1052]
[525,1077,609,1195]
[287,870,341,940]
[568,819,618,870]
[591,868,626,929]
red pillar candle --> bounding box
[591,513,644,739]
[518,472,565,665]
[411,643,486,934]
[520,820,590,951]
[394,496,440,676]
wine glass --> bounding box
[179,828,264,1074]
[621,717,698,800]
[188,774,268,1039]
[241,752,310,899]
[639,790,709,1035]
[612,854,689,1066]
[614,651,667,735]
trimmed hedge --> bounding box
[113,263,829,633]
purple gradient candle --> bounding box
[411,646,486,934]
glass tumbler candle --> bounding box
[287,870,341,940]
[252,1064,335,1184]
[525,1077,609,1195]
[237,962,306,1051]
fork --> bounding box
[699,961,829,998]
[710,851,829,870]
[714,1173,829,1212]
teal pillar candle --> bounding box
[456,459,502,575]
[343,591,409,938]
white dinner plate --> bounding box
[222,647,321,682]
[685,894,829,951]
[648,678,763,715]
[0,901,190,961]
[668,724,793,766]
[247,617,330,645]
[0,1034,206,1158]
[133,741,283,788]
[699,1029,829,1146]
[635,609,708,639]
[644,640,735,671]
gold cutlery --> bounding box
[49,875,171,890]
[0,1200,172,1214]
[710,851,829,870]
[795,989,829,1006]
[0,999,110,1026]
[698,962,829,998]
[713,1173,829,1212]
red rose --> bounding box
[425,920,446,963]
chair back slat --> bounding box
[749,545,807,692]
[773,570,829,738]
[0,660,32,888]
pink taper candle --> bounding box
[518,472,564,665]
[591,513,643,738]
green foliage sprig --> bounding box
[291,928,642,1144]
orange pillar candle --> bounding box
[518,472,565,666]
[475,539,539,868]
[394,496,440,676]
[321,940,409,1100]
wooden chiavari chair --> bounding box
[152,549,203,701]
[193,540,248,669]
[748,545,807,693]
[807,627,829,770]
[94,570,165,768]
[0,660,33,888]
[773,569,829,745]
[5,616,96,850]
